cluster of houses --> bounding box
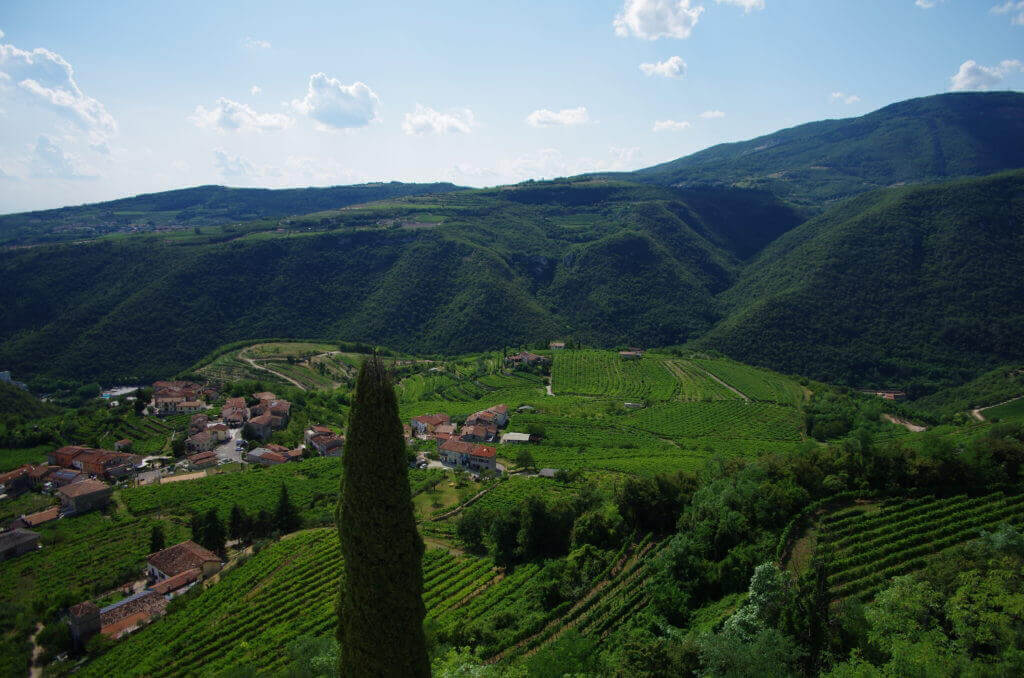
[182,391,293,468]
[410,404,521,474]
[68,540,223,646]
[151,380,213,416]
[505,351,550,368]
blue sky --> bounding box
[0,0,1022,212]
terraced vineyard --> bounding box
[551,350,678,401]
[694,357,806,405]
[0,512,188,613]
[624,401,805,442]
[817,492,1024,599]
[121,457,443,524]
[662,359,742,401]
[78,529,501,677]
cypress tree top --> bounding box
[337,353,429,677]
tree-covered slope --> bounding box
[0,180,779,383]
[626,92,1024,210]
[695,170,1024,392]
[0,182,467,245]
[0,381,58,419]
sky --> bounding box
[0,0,1022,213]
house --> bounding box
[505,351,550,367]
[114,439,133,452]
[283,448,304,462]
[147,540,222,580]
[222,397,249,426]
[154,395,185,415]
[71,449,140,478]
[438,439,499,473]
[0,528,40,561]
[27,465,59,488]
[9,505,60,530]
[549,341,566,350]
[49,468,85,487]
[187,451,217,469]
[246,448,288,466]
[69,590,169,646]
[253,391,277,402]
[410,413,450,435]
[304,425,333,445]
[48,445,89,467]
[188,414,210,435]
[500,432,532,444]
[208,423,230,442]
[857,389,907,401]
[153,380,202,401]
[185,431,215,453]
[0,466,33,496]
[460,424,497,443]
[618,350,643,360]
[57,479,111,514]
[177,401,205,414]
[309,432,346,457]
[148,567,202,598]
[466,404,509,429]
[245,413,274,441]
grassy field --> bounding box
[983,396,1024,422]
[551,350,678,401]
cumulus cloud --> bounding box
[290,73,381,130]
[0,37,116,143]
[830,91,861,104]
[653,119,691,131]
[700,109,725,118]
[401,104,476,135]
[715,0,765,12]
[948,59,1024,91]
[525,106,589,127]
[613,0,705,40]
[250,85,261,96]
[991,1,1024,24]
[639,56,686,78]
[243,37,271,49]
[915,0,940,7]
[31,135,97,179]
[190,97,292,133]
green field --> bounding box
[983,397,1024,422]
[692,357,807,405]
[551,351,678,401]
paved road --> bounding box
[213,427,245,463]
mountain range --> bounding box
[1,91,1022,395]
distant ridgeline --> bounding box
[0,92,1023,395]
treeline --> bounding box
[188,485,302,557]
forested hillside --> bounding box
[0,181,795,383]
[0,182,466,245]
[623,91,1024,209]
[695,170,1024,393]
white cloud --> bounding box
[991,1,1024,25]
[613,0,705,40]
[190,97,293,133]
[250,85,261,96]
[915,0,940,8]
[948,59,1024,91]
[0,29,4,39]
[243,37,271,49]
[653,119,691,131]
[525,106,589,127]
[290,73,381,130]
[0,39,116,143]
[699,109,725,118]
[639,55,686,78]
[401,104,476,135]
[212,148,357,186]
[31,135,97,179]
[715,0,765,12]
[830,91,861,104]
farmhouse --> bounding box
[186,431,215,453]
[505,351,550,367]
[500,432,532,444]
[69,591,169,647]
[549,341,566,350]
[0,528,40,561]
[465,404,509,429]
[57,479,111,514]
[438,439,498,473]
[222,397,249,426]
[308,432,344,457]
[147,540,222,580]
[0,466,33,496]
[247,447,288,466]
[411,413,450,435]
[618,350,643,360]
[9,505,60,530]
[187,451,217,469]
[48,445,90,467]
[460,424,497,443]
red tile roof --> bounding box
[20,506,60,526]
[69,601,99,618]
[439,439,497,459]
[149,567,201,595]
[57,479,109,498]
[148,540,220,577]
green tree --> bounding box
[275,484,301,535]
[149,523,165,553]
[202,508,226,557]
[336,354,429,677]
[513,448,536,471]
[228,504,249,541]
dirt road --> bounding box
[239,350,307,390]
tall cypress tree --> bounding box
[337,353,429,677]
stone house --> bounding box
[0,528,40,561]
[57,479,111,514]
